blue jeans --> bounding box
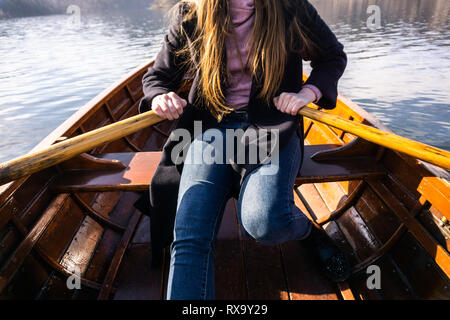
[166,118,312,300]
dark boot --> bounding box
[302,224,351,282]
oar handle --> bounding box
[299,106,450,170]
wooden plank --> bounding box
[98,210,141,300]
[242,241,289,300]
[54,152,161,192]
[291,192,353,300]
[314,181,347,213]
[82,107,111,132]
[107,192,142,226]
[305,121,343,146]
[59,216,104,275]
[390,233,450,299]
[296,184,330,221]
[417,177,450,221]
[376,256,416,300]
[84,228,120,284]
[0,194,69,293]
[0,255,49,299]
[336,207,380,261]
[0,227,21,266]
[297,145,385,184]
[280,240,340,300]
[382,173,418,211]
[113,244,163,300]
[19,184,55,228]
[0,199,14,231]
[232,197,289,300]
[355,186,401,243]
[215,240,247,300]
[417,206,450,251]
[215,199,246,299]
[294,186,357,264]
[310,180,380,261]
[336,282,355,300]
[381,150,450,217]
[369,180,450,278]
[131,215,150,244]
[81,191,128,284]
[72,194,126,232]
[37,197,85,261]
[53,145,385,193]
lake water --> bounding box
[0,0,449,163]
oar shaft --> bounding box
[0,111,164,185]
[300,107,450,170]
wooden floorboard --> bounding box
[215,199,247,299]
[280,240,340,300]
[215,240,247,299]
[111,185,410,300]
[242,241,289,300]
[132,215,150,244]
[113,243,163,300]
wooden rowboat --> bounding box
[0,60,449,300]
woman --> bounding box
[138,0,349,300]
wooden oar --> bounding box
[0,111,163,186]
[0,107,449,186]
[299,106,450,170]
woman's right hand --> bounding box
[152,92,187,120]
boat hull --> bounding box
[0,60,448,300]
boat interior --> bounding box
[0,62,449,300]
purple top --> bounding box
[225,0,255,110]
[225,0,321,110]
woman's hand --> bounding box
[273,87,317,116]
[152,92,187,120]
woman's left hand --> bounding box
[273,87,317,116]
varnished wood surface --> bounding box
[300,106,450,170]
[0,111,164,186]
[53,144,386,193]
[297,144,386,184]
[54,152,162,192]
[0,60,449,300]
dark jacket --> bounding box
[135,0,347,266]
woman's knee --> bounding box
[239,204,292,245]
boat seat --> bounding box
[53,144,386,193]
[296,144,386,184]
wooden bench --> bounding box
[53,143,386,193]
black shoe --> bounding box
[302,224,351,283]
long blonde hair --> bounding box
[174,0,315,119]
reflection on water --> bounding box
[0,0,449,163]
[310,0,450,150]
